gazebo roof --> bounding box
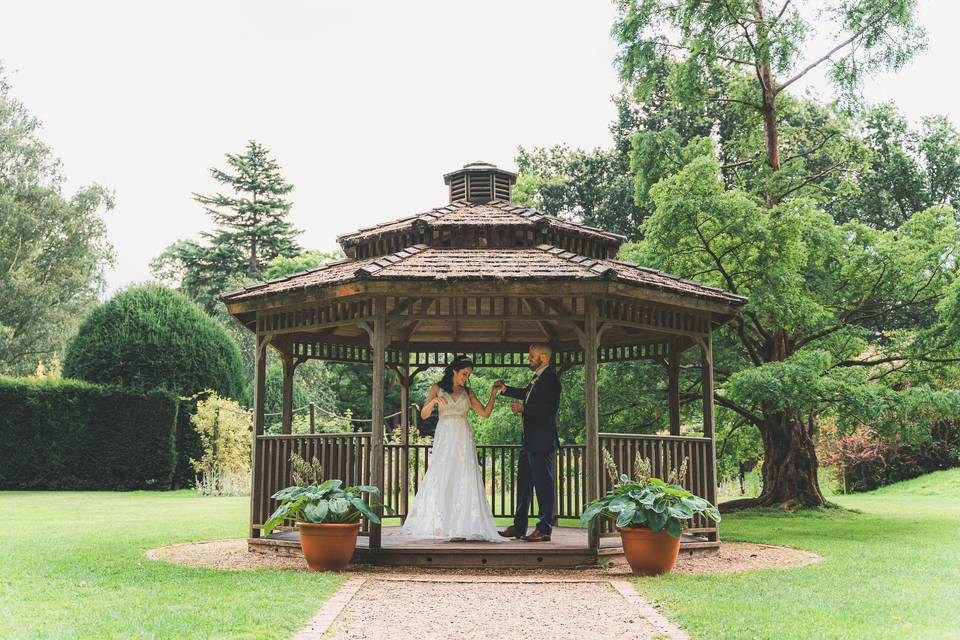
[224,243,745,306]
[222,162,747,309]
[336,200,625,252]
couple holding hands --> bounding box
[400,344,561,543]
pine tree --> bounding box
[194,140,301,277]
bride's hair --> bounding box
[437,356,474,393]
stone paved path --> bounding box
[292,576,687,640]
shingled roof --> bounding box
[221,162,746,309]
[337,200,625,247]
[223,243,746,305]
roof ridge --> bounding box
[354,244,429,278]
[609,258,746,299]
[536,244,617,278]
[496,202,625,241]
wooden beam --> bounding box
[700,333,719,543]
[369,296,386,549]
[582,296,600,551]
[280,350,295,435]
[249,330,269,539]
[668,339,681,436]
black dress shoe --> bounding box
[522,529,551,542]
[499,526,524,539]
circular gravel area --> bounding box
[147,539,820,576]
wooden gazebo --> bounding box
[223,161,746,568]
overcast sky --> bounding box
[2,0,958,294]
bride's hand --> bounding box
[434,396,448,408]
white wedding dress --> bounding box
[399,389,505,542]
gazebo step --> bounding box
[247,526,719,568]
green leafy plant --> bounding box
[579,449,721,538]
[261,453,392,534]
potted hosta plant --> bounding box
[580,449,721,576]
[262,455,390,571]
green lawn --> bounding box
[0,491,343,640]
[634,468,960,640]
[4,472,959,639]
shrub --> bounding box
[190,393,251,496]
[0,377,177,490]
[824,423,960,492]
[62,284,245,486]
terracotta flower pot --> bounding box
[618,526,681,576]
[298,522,360,572]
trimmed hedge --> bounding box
[0,377,178,490]
[62,284,245,486]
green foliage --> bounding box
[189,393,251,496]
[62,284,245,485]
[0,376,177,489]
[262,250,344,280]
[262,473,390,532]
[0,68,114,375]
[245,362,310,433]
[290,453,324,487]
[580,449,720,537]
[831,103,960,229]
[63,284,244,397]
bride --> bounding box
[400,356,506,542]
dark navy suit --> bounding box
[503,366,561,535]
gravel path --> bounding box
[323,580,670,640]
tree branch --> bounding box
[776,11,886,94]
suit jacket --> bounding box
[503,366,561,452]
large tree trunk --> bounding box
[756,412,825,507]
[721,412,826,511]
[723,330,827,511]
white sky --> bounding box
[1,0,958,294]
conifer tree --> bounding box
[194,140,301,276]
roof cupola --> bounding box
[443,161,516,203]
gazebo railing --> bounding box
[250,432,716,542]
[598,433,717,537]
[251,432,373,536]
[381,443,587,521]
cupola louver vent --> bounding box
[443,161,516,203]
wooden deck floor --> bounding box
[249,525,718,568]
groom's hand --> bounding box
[510,402,524,414]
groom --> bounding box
[494,343,561,542]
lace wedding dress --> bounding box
[399,389,505,542]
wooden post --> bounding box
[668,339,681,436]
[309,402,316,434]
[280,350,294,435]
[249,331,268,539]
[370,297,387,549]
[700,332,719,542]
[583,297,601,551]
[399,349,411,521]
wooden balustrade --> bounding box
[598,433,717,537]
[250,431,716,542]
[251,433,372,536]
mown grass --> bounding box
[0,491,343,639]
[634,468,960,639]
